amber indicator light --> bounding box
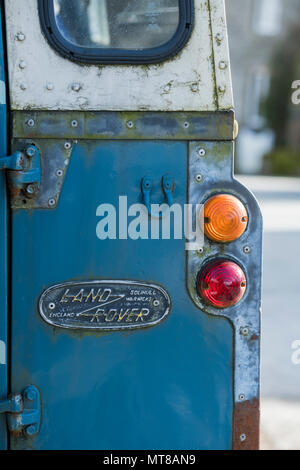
[203,194,248,243]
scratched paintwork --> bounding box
[187,141,262,450]
[0,1,8,450]
[3,0,262,451]
[12,111,235,141]
[10,140,233,450]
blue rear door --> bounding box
[10,139,233,450]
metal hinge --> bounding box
[0,145,41,197]
[0,386,41,437]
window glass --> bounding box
[53,0,180,50]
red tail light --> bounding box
[197,259,246,308]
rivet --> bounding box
[20,82,27,90]
[197,248,204,254]
[240,434,247,442]
[163,84,171,93]
[48,302,56,310]
[153,300,160,307]
[72,83,81,92]
[195,174,203,183]
[219,61,227,70]
[239,394,246,401]
[56,170,63,177]
[64,142,72,150]
[243,246,251,254]
[216,32,223,43]
[71,120,78,128]
[126,121,134,129]
[16,32,25,42]
[46,82,54,91]
[198,148,206,157]
[19,60,26,69]
[190,83,199,93]
[27,119,35,127]
[218,85,226,93]
[48,198,56,207]
[183,122,189,129]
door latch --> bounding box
[0,385,41,437]
[0,145,41,197]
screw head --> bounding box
[218,85,226,93]
[48,302,56,310]
[25,388,36,401]
[153,300,160,307]
[197,247,204,254]
[216,32,223,42]
[240,327,250,337]
[198,148,206,157]
[19,60,26,69]
[183,122,189,129]
[56,170,63,177]
[26,184,37,195]
[195,174,203,183]
[25,425,37,436]
[191,83,199,93]
[126,121,134,129]
[64,142,72,150]
[243,246,251,254]
[27,119,35,128]
[219,61,227,70]
[20,82,27,91]
[71,120,78,128]
[26,147,36,157]
[239,394,246,401]
[240,434,247,442]
[48,198,56,207]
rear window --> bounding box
[39,0,193,64]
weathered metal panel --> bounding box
[10,140,233,450]
[187,141,262,450]
[4,0,233,112]
[12,110,235,141]
[10,110,235,210]
[0,2,8,450]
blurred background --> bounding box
[226,0,300,450]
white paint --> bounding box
[4,0,233,112]
[0,340,6,365]
[0,80,6,104]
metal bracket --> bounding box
[142,174,175,218]
[0,145,41,198]
[0,385,41,437]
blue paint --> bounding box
[11,141,233,450]
[0,3,8,450]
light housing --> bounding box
[203,194,248,243]
[197,259,247,308]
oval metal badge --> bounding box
[39,280,171,330]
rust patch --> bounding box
[233,398,260,450]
